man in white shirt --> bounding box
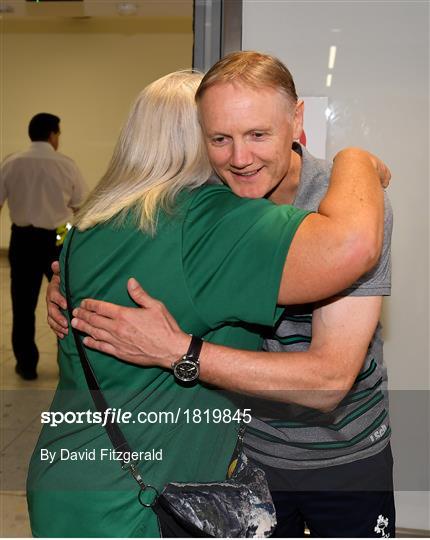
[0,112,87,379]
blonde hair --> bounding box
[76,71,212,233]
[196,51,298,108]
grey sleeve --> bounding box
[342,190,393,297]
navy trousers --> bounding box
[256,444,395,538]
[8,224,61,374]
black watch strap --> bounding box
[186,335,203,360]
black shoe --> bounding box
[15,364,38,380]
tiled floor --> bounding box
[0,253,58,537]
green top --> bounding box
[27,184,310,537]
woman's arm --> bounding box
[277,148,387,305]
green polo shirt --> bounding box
[27,184,310,537]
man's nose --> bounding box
[230,141,253,170]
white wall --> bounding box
[243,0,429,530]
[1,17,193,248]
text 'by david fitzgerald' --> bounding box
[40,448,163,464]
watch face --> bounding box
[173,359,199,382]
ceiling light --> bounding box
[328,46,337,70]
[326,74,332,88]
[117,2,138,16]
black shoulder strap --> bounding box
[63,228,147,491]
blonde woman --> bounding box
[28,70,387,537]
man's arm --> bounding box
[195,295,382,410]
[70,280,381,411]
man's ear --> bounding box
[293,99,304,140]
[47,131,59,150]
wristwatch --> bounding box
[172,335,203,383]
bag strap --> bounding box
[63,228,157,504]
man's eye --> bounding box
[252,132,265,139]
[211,136,226,145]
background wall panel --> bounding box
[1,17,193,248]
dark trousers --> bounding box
[8,224,61,373]
[255,444,395,538]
